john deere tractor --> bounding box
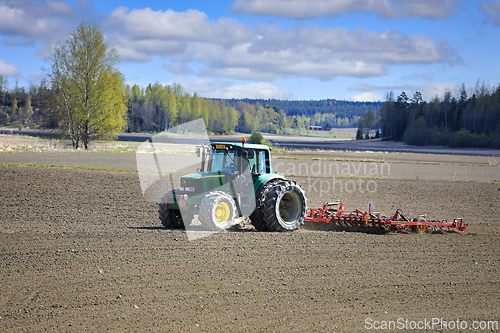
[158,138,307,232]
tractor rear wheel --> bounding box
[198,191,237,231]
[262,180,306,232]
[159,204,185,229]
[250,210,268,231]
[250,181,279,231]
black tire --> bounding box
[412,217,428,234]
[262,180,307,232]
[158,204,185,229]
[198,191,237,231]
[250,209,268,231]
[250,181,279,231]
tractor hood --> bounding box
[165,171,229,208]
[181,171,229,180]
[179,170,233,196]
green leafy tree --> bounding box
[248,132,264,144]
[49,22,126,149]
[0,75,6,106]
[25,94,33,126]
[12,98,18,122]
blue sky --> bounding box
[0,0,499,101]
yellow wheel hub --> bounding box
[214,201,230,224]
[417,225,427,233]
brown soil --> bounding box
[0,151,499,332]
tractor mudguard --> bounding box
[254,174,285,197]
[165,190,180,210]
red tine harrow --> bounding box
[304,201,468,234]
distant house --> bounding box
[310,125,331,131]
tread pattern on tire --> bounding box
[158,204,185,229]
[158,193,185,229]
[198,191,237,231]
[250,180,280,231]
[262,180,307,232]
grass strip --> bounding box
[273,156,498,167]
[0,162,137,172]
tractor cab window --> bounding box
[209,148,239,174]
[245,149,268,174]
[246,151,257,174]
[257,150,268,174]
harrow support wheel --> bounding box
[412,217,428,234]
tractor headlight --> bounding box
[185,187,196,192]
[178,187,185,191]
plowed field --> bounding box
[1,140,499,332]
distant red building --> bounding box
[309,125,331,131]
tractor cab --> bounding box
[197,140,271,177]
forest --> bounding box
[0,75,378,136]
[379,82,500,148]
[1,73,499,149]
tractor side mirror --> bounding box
[247,149,255,159]
[196,147,201,158]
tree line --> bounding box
[120,92,381,135]
[379,82,500,148]
[225,98,381,126]
[124,83,238,134]
[0,76,56,130]
[3,74,499,149]
[226,99,381,135]
[0,74,380,138]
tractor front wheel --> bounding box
[198,191,237,231]
[262,180,307,232]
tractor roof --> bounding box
[210,142,271,151]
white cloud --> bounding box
[346,92,384,102]
[175,77,292,99]
[0,1,68,41]
[348,82,462,101]
[481,0,500,26]
[163,63,194,76]
[229,0,457,20]
[223,82,293,99]
[0,59,20,76]
[106,7,451,81]
[0,0,96,57]
[418,82,462,100]
[106,7,251,44]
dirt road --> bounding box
[0,148,499,332]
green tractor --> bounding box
[159,138,307,232]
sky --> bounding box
[0,0,499,102]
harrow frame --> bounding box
[304,201,468,234]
